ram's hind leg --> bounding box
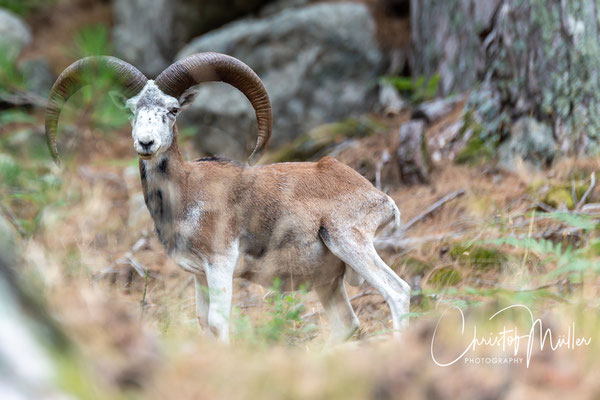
[319,226,410,336]
[315,274,360,343]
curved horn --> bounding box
[155,52,272,165]
[45,56,148,165]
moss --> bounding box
[450,243,508,271]
[589,240,600,256]
[400,257,434,276]
[455,135,495,165]
[429,266,462,288]
[454,110,499,165]
[270,117,386,163]
[543,187,575,209]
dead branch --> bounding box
[401,189,466,232]
[0,90,48,108]
[577,171,596,210]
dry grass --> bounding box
[4,125,596,398]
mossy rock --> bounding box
[455,135,496,165]
[269,117,386,163]
[429,266,462,288]
[449,243,507,271]
[454,112,498,165]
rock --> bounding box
[176,3,385,160]
[112,0,174,76]
[412,94,466,123]
[498,117,558,170]
[0,8,31,60]
[396,120,429,184]
[19,58,55,97]
[112,0,274,76]
[378,82,408,116]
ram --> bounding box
[46,53,411,342]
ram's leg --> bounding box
[194,273,209,329]
[319,227,410,336]
[315,274,360,343]
[203,250,239,343]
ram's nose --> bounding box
[139,139,154,152]
[136,139,157,159]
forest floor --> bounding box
[1,1,600,399]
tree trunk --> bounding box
[411,0,600,156]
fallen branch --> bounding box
[401,189,466,232]
[0,90,48,108]
[375,231,466,252]
[95,234,151,279]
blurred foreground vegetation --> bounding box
[0,1,599,399]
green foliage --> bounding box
[455,135,496,165]
[66,25,128,131]
[233,278,317,346]
[454,111,499,165]
[429,266,462,288]
[449,243,508,271]
[0,45,25,92]
[0,0,54,16]
[382,74,440,103]
[486,211,599,279]
[73,25,113,58]
[400,257,434,276]
[544,211,599,231]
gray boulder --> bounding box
[19,58,55,97]
[112,0,274,76]
[0,8,31,60]
[498,117,558,170]
[176,3,384,160]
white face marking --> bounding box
[125,80,180,159]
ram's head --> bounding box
[45,53,272,164]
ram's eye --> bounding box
[168,107,180,117]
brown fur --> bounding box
[141,128,397,292]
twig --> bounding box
[401,189,466,232]
[300,289,377,320]
[577,172,595,210]
[0,90,48,108]
[520,209,535,270]
[375,231,466,252]
[95,234,151,279]
[571,178,578,206]
[350,288,375,302]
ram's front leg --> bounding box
[203,250,238,342]
[194,273,209,329]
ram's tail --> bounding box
[376,195,402,235]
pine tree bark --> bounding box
[411,0,600,155]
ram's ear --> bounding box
[109,90,129,110]
[178,87,200,109]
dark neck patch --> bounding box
[158,158,168,175]
[140,161,147,182]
